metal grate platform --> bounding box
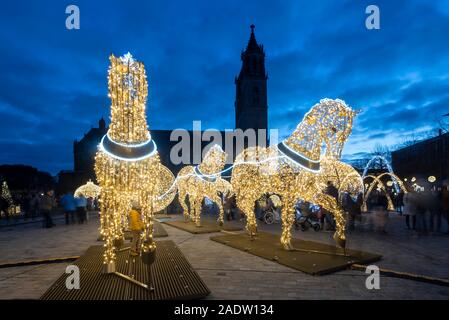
[40,241,210,300]
[211,232,382,275]
[163,220,242,234]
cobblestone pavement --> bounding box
[0,212,448,299]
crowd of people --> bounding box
[0,189,99,228]
[3,179,449,236]
[402,185,449,233]
[219,179,449,235]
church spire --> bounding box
[246,24,262,53]
[238,24,266,78]
[245,24,263,52]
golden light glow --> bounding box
[1,181,17,216]
[177,145,232,226]
[428,176,436,183]
[74,180,101,199]
[231,99,358,250]
[95,53,174,266]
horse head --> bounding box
[283,99,358,163]
[198,144,227,175]
[320,99,359,159]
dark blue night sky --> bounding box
[1,0,448,174]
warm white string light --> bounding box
[177,145,232,226]
[231,99,358,250]
[95,53,175,270]
[74,180,101,199]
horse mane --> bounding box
[198,144,227,175]
[283,99,354,162]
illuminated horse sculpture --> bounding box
[231,99,358,250]
[177,145,233,227]
[95,53,176,273]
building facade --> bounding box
[391,131,449,183]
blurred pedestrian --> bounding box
[403,187,417,230]
[395,190,404,215]
[224,193,234,221]
[346,192,363,232]
[415,189,428,234]
[30,193,40,219]
[60,192,76,224]
[342,192,354,231]
[442,183,449,233]
[372,189,388,233]
[323,181,338,230]
[74,195,87,224]
[427,188,441,233]
[40,190,55,228]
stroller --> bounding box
[294,201,321,232]
[261,194,282,225]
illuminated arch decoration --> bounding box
[177,144,232,226]
[95,53,175,274]
[362,172,407,212]
[74,180,101,199]
[362,155,401,193]
[231,99,358,250]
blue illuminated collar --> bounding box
[194,166,217,182]
[100,134,157,161]
[277,141,320,172]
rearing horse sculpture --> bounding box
[177,144,232,227]
[231,99,358,250]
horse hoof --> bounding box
[334,234,346,248]
[248,230,257,240]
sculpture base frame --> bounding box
[211,232,382,275]
[102,260,154,291]
[41,241,210,300]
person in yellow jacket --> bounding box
[129,204,144,256]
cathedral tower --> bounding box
[235,25,268,138]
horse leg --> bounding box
[211,194,224,226]
[178,190,189,222]
[238,196,258,239]
[332,208,347,249]
[280,197,295,250]
[314,193,346,249]
[193,197,202,227]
